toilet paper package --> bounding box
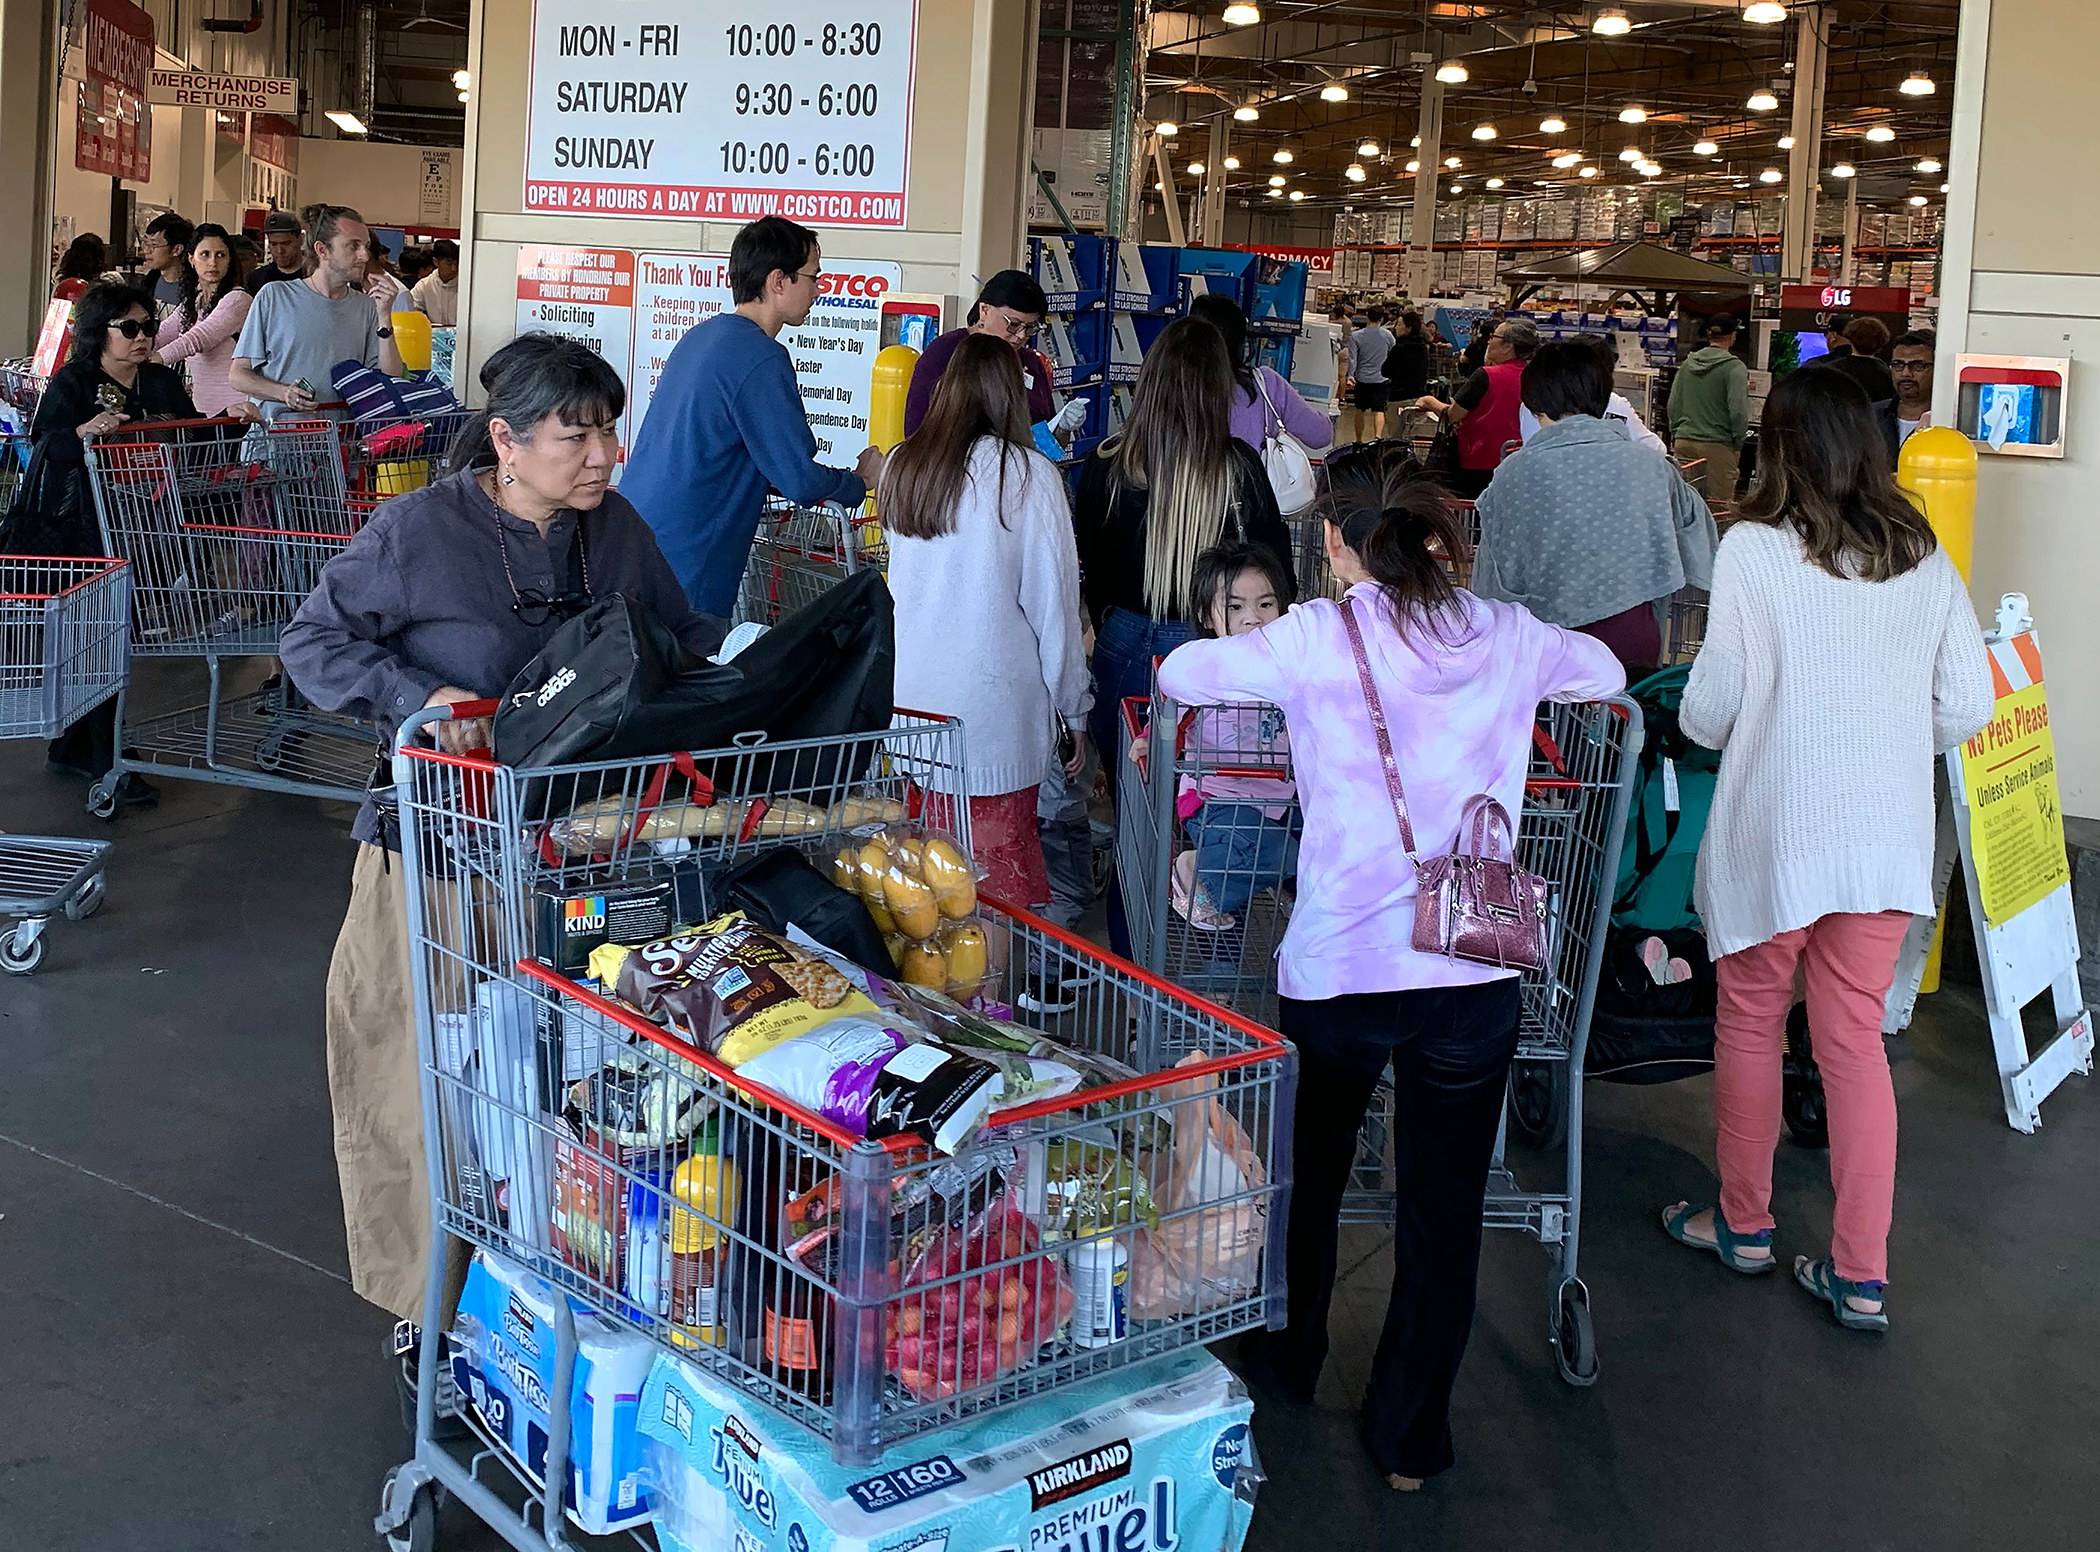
[638,1347,1260,1552]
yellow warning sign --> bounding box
[1959,664,2069,927]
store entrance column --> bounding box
[1405,73,1444,298]
[0,0,60,355]
[1781,4,1829,283]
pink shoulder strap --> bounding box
[1339,598,1417,858]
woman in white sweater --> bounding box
[881,333,1092,910]
[1662,368,1993,1333]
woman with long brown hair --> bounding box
[1073,316,1290,949]
[1661,367,1991,1334]
[882,332,1091,913]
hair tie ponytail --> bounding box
[1379,504,1433,544]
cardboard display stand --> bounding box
[1883,595,2094,1131]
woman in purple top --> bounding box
[1158,441,1622,1490]
[902,269,1057,438]
[1189,292,1334,456]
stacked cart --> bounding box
[735,497,887,629]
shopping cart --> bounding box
[737,497,885,627]
[0,359,43,433]
[1292,492,1476,603]
[0,556,131,972]
[333,406,476,526]
[1120,687,1641,1388]
[81,416,374,815]
[1664,585,1708,662]
[375,706,1293,1545]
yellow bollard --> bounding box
[391,306,433,375]
[864,343,918,522]
[1897,426,1977,583]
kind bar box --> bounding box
[639,1347,1260,1552]
[535,876,682,977]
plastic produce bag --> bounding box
[884,1200,1073,1402]
[1128,1056,1268,1319]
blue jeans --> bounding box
[1185,802,1300,917]
[1090,609,1194,956]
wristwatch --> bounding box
[376,325,394,339]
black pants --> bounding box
[1261,978,1521,1481]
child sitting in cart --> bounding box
[1170,543,1301,931]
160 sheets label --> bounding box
[525,0,916,227]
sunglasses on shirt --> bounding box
[510,589,594,628]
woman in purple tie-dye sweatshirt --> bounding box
[1159,442,1623,1489]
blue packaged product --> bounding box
[639,1348,1260,1552]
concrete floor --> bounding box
[1,704,2094,1551]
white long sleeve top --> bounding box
[1682,519,1995,957]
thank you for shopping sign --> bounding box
[1955,626,2069,927]
[522,0,917,227]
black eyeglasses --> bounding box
[510,590,594,628]
[108,319,151,339]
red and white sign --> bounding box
[523,0,917,228]
[1234,244,1334,278]
[516,246,640,452]
[76,0,154,182]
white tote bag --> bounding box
[1253,369,1319,516]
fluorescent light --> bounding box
[1234,105,1259,122]
[1472,123,1497,141]
[326,110,368,135]
[1553,152,1583,168]
[451,69,470,90]
[1223,155,1241,170]
[1540,116,1567,134]
[1485,177,1505,188]
[1593,10,1632,37]
[1579,165,1600,177]
[1830,162,1856,178]
[1693,139,1720,156]
[1900,71,1936,96]
[1358,140,1379,156]
[1760,166,1783,183]
[1405,160,1420,172]
[1273,147,1293,163]
[1435,62,1469,84]
[1320,83,1349,103]
[1864,124,1896,143]
[1222,1,1261,24]
[1156,121,1178,137]
[1777,134,1795,149]
[1268,173,1286,187]
[1915,157,1943,173]
[1909,193,1928,206]
[1186,161,1205,175]
[1619,106,1647,123]
[1346,164,1367,182]
[1743,2,1787,22]
[1748,88,1779,111]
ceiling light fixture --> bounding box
[1444,155,1462,168]
[1272,147,1292,163]
[1320,83,1349,103]
[1777,134,1795,149]
[1156,121,1178,137]
[1222,1,1262,24]
[1909,193,1928,206]
[1269,173,1286,187]
[1359,140,1379,156]
[1619,105,1647,123]
[1619,145,1643,162]
[1448,183,1464,194]
[1434,61,1469,84]
[1579,164,1601,177]
[1553,151,1583,168]
[1693,139,1720,156]
[1186,161,1205,175]
[1405,160,1420,172]
[1915,157,1943,173]
[1223,155,1240,169]
[1747,87,1779,111]
[456,89,469,103]
[1485,177,1505,188]
[1265,188,1281,198]
[1289,189,1306,201]
[1473,123,1497,140]
[1234,104,1260,122]
[1760,166,1784,183]
[1593,9,1632,37]
[1830,161,1856,178]
[1743,2,1788,22]
[1540,116,1567,134]
[1410,135,1421,147]
[1863,125,1896,144]
[1939,181,1949,192]
[451,69,471,90]
[326,110,368,135]
[1346,163,1367,181]
[1900,71,1936,96]
[1637,161,1661,176]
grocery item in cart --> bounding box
[1127,1056,1269,1320]
[451,1249,656,1537]
[590,913,884,1066]
[542,791,828,859]
[885,1200,1073,1402]
[550,1051,715,1289]
[638,1346,1260,1552]
[734,1016,1007,1154]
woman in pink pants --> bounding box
[1660,369,1993,1332]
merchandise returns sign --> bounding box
[1957,630,2070,927]
[147,69,298,114]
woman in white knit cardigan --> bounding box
[1662,368,1993,1334]
[880,332,1092,911]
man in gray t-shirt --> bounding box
[231,205,402,419]
[1341,305,1397,440]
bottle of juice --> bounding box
[668,1120,737,1349]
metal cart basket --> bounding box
[737,498,885,628]
[0,556,131,972]
[375,705,1294,1548]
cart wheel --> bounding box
[63,875,106,922]
[380,1468,440,1552]
[87,779,120,821]
[1783,1005,1830,1150]
[254,730,289,773]
[0,925,46,976]
[1553,1281,1599,1388]
[1506,1058,1568,1151]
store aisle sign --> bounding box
[512,247,900,471]
[522,0,917,228]
[77,0,154,182]
[1956,630,2069,927]
[146,69,297,113]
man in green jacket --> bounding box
[1669,314,1750,502]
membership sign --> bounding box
[1956,630,2070,927]
[524,0,916,227]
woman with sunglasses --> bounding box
[280,334,722,1330]
[17,283,198,801]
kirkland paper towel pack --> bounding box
[638,1348,1260,1552]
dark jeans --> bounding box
[1256,978,1522,1481]
[1089,608,1193,956]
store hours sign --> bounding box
[524,0,916,227]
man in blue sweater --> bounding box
[622,217,883,614]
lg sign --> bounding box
[819,271,890,299]
[1819,286,1854,308]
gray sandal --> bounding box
[1794,1256,1890,1333]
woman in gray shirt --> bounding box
[281,334,721,1330]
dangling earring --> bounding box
[500,468,517,485]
